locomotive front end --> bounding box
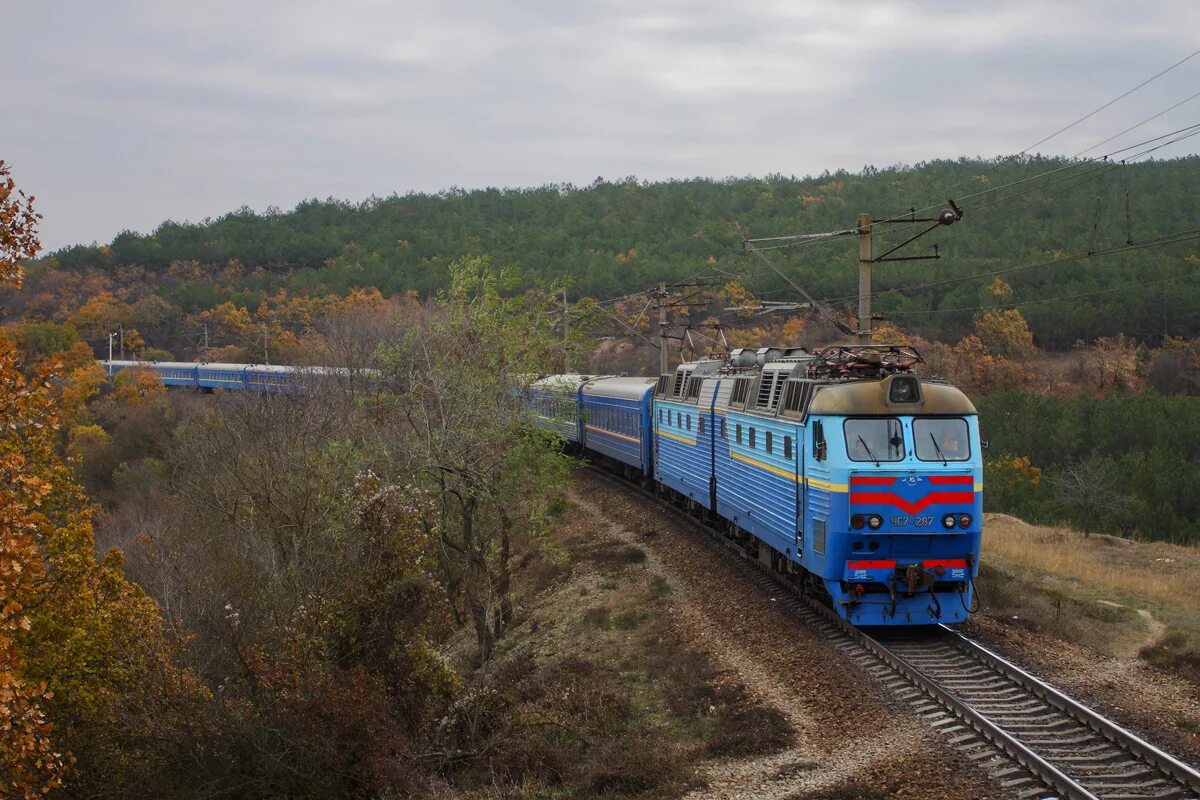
[806,368,983,626]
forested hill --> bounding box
[23,155,1200,348]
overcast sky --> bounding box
[6,0,1200,250]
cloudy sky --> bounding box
[6,0,1199,250]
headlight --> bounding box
[942,514,956,529]
[868,515,883,529]
[958,514,972,529]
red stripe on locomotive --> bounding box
[849,490,975,514]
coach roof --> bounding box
[583,376,658,401]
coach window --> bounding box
[749,428,756,449]
[736,423,742,444]
[844,418,905,463]
[765,431,773,454]
[784,435,792,459]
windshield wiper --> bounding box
[857,435,880,466]
[929,432,948,466]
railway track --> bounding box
[583,467,1200,800]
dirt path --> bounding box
[1096,599,1168,657]
[570,473,1012,800]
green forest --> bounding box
[11,155,1200,354]
[978,391,1200,542]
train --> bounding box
[99,360,364,392]
[529,345,983,627]
[105,346,981,627]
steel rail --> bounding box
[941,626,1200,797]
[580,465,1200,799]
[853,629,1097,799]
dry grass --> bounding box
[982,513,1200,613]
[436,499,795,799]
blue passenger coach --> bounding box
[581,377,657,477]
[101,360,350,393]
[529,374,589,442]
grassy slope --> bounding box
[976,513,1200,681]
[429,497,793,799]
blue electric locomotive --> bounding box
[531,344,982,628]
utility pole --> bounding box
[657,281,669,375]
[857,212,873,344]
[118,323,125,360]
[107,331,116,373]
[562,288,570,372]
[202,323,209,362]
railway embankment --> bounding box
[966,513,1200,764]
[554,470,1008,800]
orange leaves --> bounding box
[0,160,41,290]
[0,343,67,796]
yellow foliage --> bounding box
[781,316,807,343]
[112,366,166,406]
[974,308,1034,358]
[986,454,1042,489]
[871,319,908,343]
[66,424,110,464]
[987,277,1013,298]
[722,281,758,317]
[58,361,107,427]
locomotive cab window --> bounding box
[913,418,970,462]
[844,418,905,463]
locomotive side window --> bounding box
[749,427,756,449]
[784,435,792,459]
[721,418,727,439]
[913,418,970,461]
[699,417,705,435]
[765,431,773,453]
[844,418,905,463]
[686,415,691,432]
[736,424,742,444]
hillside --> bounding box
[6,155,1200,356]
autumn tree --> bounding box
[0,159,66,798]
[377,256,591,662]
[1,161,208,799]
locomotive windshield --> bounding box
[844,418,905,463]
[913,418,970,461]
